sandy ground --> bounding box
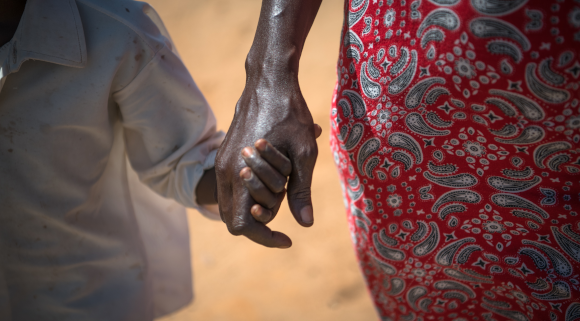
[145,0,377,320]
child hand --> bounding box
[239,125,322,225]
[239,139,292,224]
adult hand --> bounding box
[215,76,321,248]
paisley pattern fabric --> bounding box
[330,1,580,320]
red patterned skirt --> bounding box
[330,0,580,320]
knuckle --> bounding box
[308,144,319,158]
[289,188,311,202]
[296,144,318,161]
[227,223,247,236]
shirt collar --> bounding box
[11,0,87,71]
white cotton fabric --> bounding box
[0,0,223,320]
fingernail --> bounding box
[241,147,253,157]
[300,206,313,225]
[241,168,252,180]
[255,139,267,151]
[278,244,291,249]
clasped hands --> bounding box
[221,125,321,249]
[214,62,320,249]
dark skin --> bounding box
[0,0,27,47]
[215,0,323,248]
[196,135,321,207]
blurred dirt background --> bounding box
[146,0,377,320]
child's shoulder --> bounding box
[76,0,169,53]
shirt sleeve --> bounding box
[113,44,223,220]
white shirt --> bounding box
[0,0,224,320]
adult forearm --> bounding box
[245,0,323,78]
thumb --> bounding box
[286,144,318,227]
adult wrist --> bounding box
[245,46,300,80]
